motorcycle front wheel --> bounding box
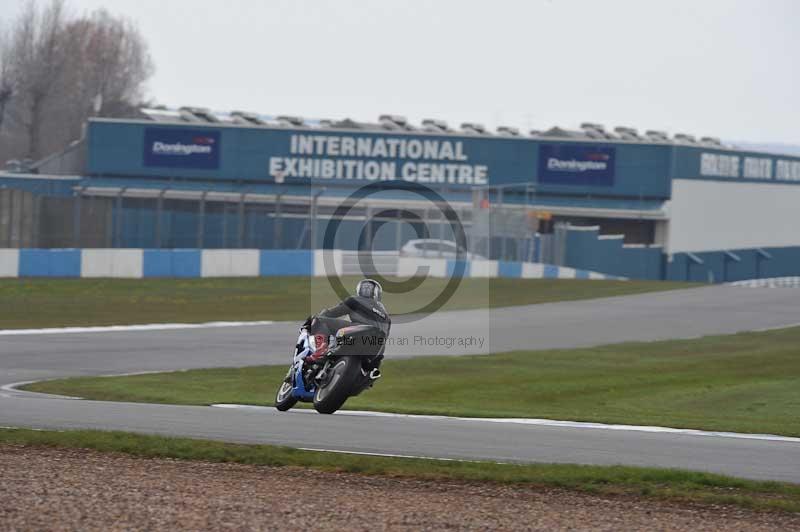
[275,380,298,411]
[313,356,360,414]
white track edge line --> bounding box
[0,380,84,400]
[211,404,800,443]
[0,321,275,336]
[298,447,500,463]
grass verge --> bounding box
[0,277,693,329]
[25,327,800,437]
[1,428,798,513]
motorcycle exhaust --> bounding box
[369,368,381,380]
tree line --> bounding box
[0,0,153,166]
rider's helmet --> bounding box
[356,278,382,301]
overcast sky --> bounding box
[3,0,799,144]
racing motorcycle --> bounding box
[275,318,386,414]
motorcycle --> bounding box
[275,318,386,414]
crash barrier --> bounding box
[0,248,622,280]
[395,256,620,280]
[727,277,800,288]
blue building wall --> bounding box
[87,119,677,199]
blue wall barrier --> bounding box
[2,248,622,280]
[19,249,81,277]
[260,250,313,276]
[665,246,800,283]
[564,227,663,280]
[143,250,202,278]
[5,245,798,282]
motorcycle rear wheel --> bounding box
[275,381,298,411]
[313,356,361,414]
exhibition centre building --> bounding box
[2,107,800,282]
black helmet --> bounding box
[356,278,382,301]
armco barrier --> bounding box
[0,249,623,280]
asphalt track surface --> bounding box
[1,285,799,482]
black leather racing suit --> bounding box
[315,295,391,367]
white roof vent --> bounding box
[460,122,488,135]
[277,115,304,127]
[645,130,670,141]
[179,107,219,123]
[674,133,697,143]
[496,126,520,136]
[580,122,606,131]
[230,111,265,125]
[421,118,449,132]
[614,126,643,141]
[379,114,414,131]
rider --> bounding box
[302,278,391,365]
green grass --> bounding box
[0,277,693,329]
[26,327,800,437]
[1,428,798,512]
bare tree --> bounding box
[6,0,68,160]
[0,30,14,134]
[0,0,153,165]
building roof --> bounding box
[136,106,727,148]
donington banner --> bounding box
[538,144,615,186]
[143,128,221,169]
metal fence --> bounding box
[0,184,563,264]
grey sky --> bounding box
[2,0,799,144]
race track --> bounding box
[2,285,800,482]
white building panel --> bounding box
[668,179,800,253]
[81,249,143,278]
[0,249,19,277]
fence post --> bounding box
[114,188,127,248]
[364,205,373,251]
[72,187,85,247]
[395,209,403,252]
[273,192,283,249]
[155,189,166,249]
[238,191,246,249]
[197,191,206,248]
[309,188,325,250]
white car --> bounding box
[399,239,486,260]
